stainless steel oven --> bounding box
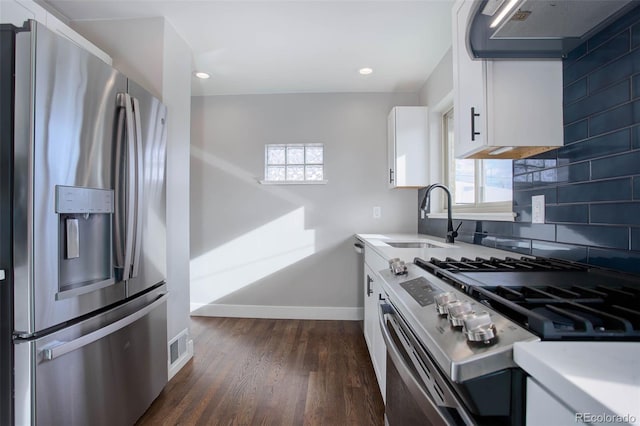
[377,254,640,426]
[377,264,535,426]
[379,300,474,426]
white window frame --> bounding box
[259,143,327,185]
[437,107,515,221]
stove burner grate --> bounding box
[414,256,640,341]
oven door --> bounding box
[379,301,474,426]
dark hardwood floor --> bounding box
[136,317,385,426]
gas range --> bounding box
[379,255,640,383]
[415,256,640,341]
[377,253,640,425]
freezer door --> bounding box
[125,80,167,297]
[15,22,127,334]
[14,286,168,426]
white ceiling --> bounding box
[43,0,454,96]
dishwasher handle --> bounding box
[41,293,167,361]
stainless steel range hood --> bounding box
[468,0,638,58]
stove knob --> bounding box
[434,292,458,315]
[389,259,407,275]
[447,301,474,327]
[462,312,497,343]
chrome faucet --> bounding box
[420,183,460,244]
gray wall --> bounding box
[190,92,419,318]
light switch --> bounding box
[532,195,545,224]
[373,206,381,219]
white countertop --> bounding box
[356,232,521,263]
[514,341,640,425]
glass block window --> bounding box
[264,143,325,183]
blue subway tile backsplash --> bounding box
[557,178,632,203]
[591,150,640,179]
[563,80,629,124]
[556,224,629,249]
[545,204,589,224]
[418,5,640,274]
[589,49,640,93]
[590,202,640,225]
[564,31,630,85]
[563,120,589,144]
[589,100,640,136]
[556,128,630,163]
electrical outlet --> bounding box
[373,206,381,219]
[532,195,545,223]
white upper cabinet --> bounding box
[388,106,429,188]
[0,0,112,65]
[452,0,563,159]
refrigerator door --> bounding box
[0,24,16,426]
[16,22,127,335]
[14,285,168,426]
[125,80,167,297]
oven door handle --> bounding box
[378,302,451,426]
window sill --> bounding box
[259,180,328,185]
[426,211,516,222]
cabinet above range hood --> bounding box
[468,0,637,58]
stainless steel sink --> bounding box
[385,241,455,249]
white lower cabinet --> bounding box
[526,378,581,425]
[363,247,388,402]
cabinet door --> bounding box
[387,111,397,188]
[388,106,428,188]
[452,0,486,158]
[526,378,578,426]
[363,263,385,401]
[363,264,377,353]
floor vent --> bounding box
[169,329,189,365]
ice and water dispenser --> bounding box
[55,185,115,298]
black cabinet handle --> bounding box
[471,107,480,141]
[389,168,395,184]
[366,275,374,297]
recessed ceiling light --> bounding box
[359,67,373,75]
[194,72,210,79]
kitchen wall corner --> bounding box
[419,4,640,274]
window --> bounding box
[262,143,326,184]
[443,109,512,213]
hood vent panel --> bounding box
[469,0,638,58]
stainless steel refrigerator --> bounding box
[1,20,168,425]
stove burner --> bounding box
[418,256,588,273]
[414,256,640,341]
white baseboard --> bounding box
[190,303,364,321]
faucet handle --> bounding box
[454,221,463,237]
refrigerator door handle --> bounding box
[113,100,126,272]
[131,97,144,279]
[122,93,137,280]
[41,293,168,361]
